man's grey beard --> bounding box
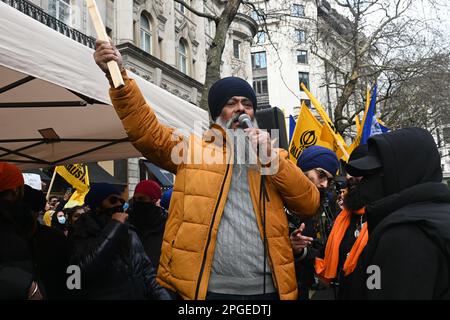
[215,114,259,131]
[215,115,260,170]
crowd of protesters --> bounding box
[1,39,450,300]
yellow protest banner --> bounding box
[55,164,89,192]
[65,189,88,208]
[55,164,90,208]
[319,124,347,160]
[300,83,349,161]
[288,102,333,162]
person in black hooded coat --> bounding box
[128,180,167,268]
[0,164,42,300]
[68,183,172,300]
[128,200,166,268]
[345,127,450,300]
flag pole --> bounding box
[46,168,57,201]
[86,0,124,88]
[300,83,349,161]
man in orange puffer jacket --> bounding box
[94,40,320,300]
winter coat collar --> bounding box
[366,182,450,234]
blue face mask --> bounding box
[57,216,66,224]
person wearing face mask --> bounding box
[313,144,369,300]
[51,210,68,236]
[0,163,43,300]
[346,128,450,300]
[128,180,166,268]
[22,185,70,300]
[68,183,172,300]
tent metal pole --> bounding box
[0,76,35,94]
[0,101,88,108]
[0,141,46,158]
[0,145,52,165]
[52,138,128,164]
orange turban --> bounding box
[0,162,24,192]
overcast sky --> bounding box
[332,0,450,49]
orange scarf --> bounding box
[315,208,368,282]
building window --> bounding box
[250,10,259,21]
[206,19,215,36]
[179,40,188,74]
[295,29,306,44]
[140,14,152,54]
[251,52,267,69]
[49,0,71,25]
[299,72,309,90]
[253,77,268,95]
[443,127,450,144]
[297,50,308,64]
[302,99,311,107]
[177,0,190,14]
[292,4,305,17]
[233,40,241,59]
[256,31,266,45]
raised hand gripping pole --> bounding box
[86,0,124,88]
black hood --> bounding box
[367,127,442,197]
[366,182,450,234]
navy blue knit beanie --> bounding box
[84,183,121,212]
[208,77,257,121]
[297,146,339,176]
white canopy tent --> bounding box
[0,2,208,170]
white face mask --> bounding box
[57,216,66,224]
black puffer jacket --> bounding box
[68,212,172,300]
[0,200,36,299]
[347,128,450,300]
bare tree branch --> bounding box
[173,0,220,23]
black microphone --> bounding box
[238,113,259,157]
[238,114,253,129]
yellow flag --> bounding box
[288,102,333,162]
[355,114,361,133]
[300,83,349,161]
[64,190,88,208]
[55,164,89,192]
[55,164,90,208]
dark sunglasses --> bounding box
[107,196,125,206]
[315,168,334,184]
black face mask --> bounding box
[344,173,385,211]
[358,173,385,204]
[102,205,124,216]
[130,202,163,230]
[96,205,124,227]
[344,178,366,211]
